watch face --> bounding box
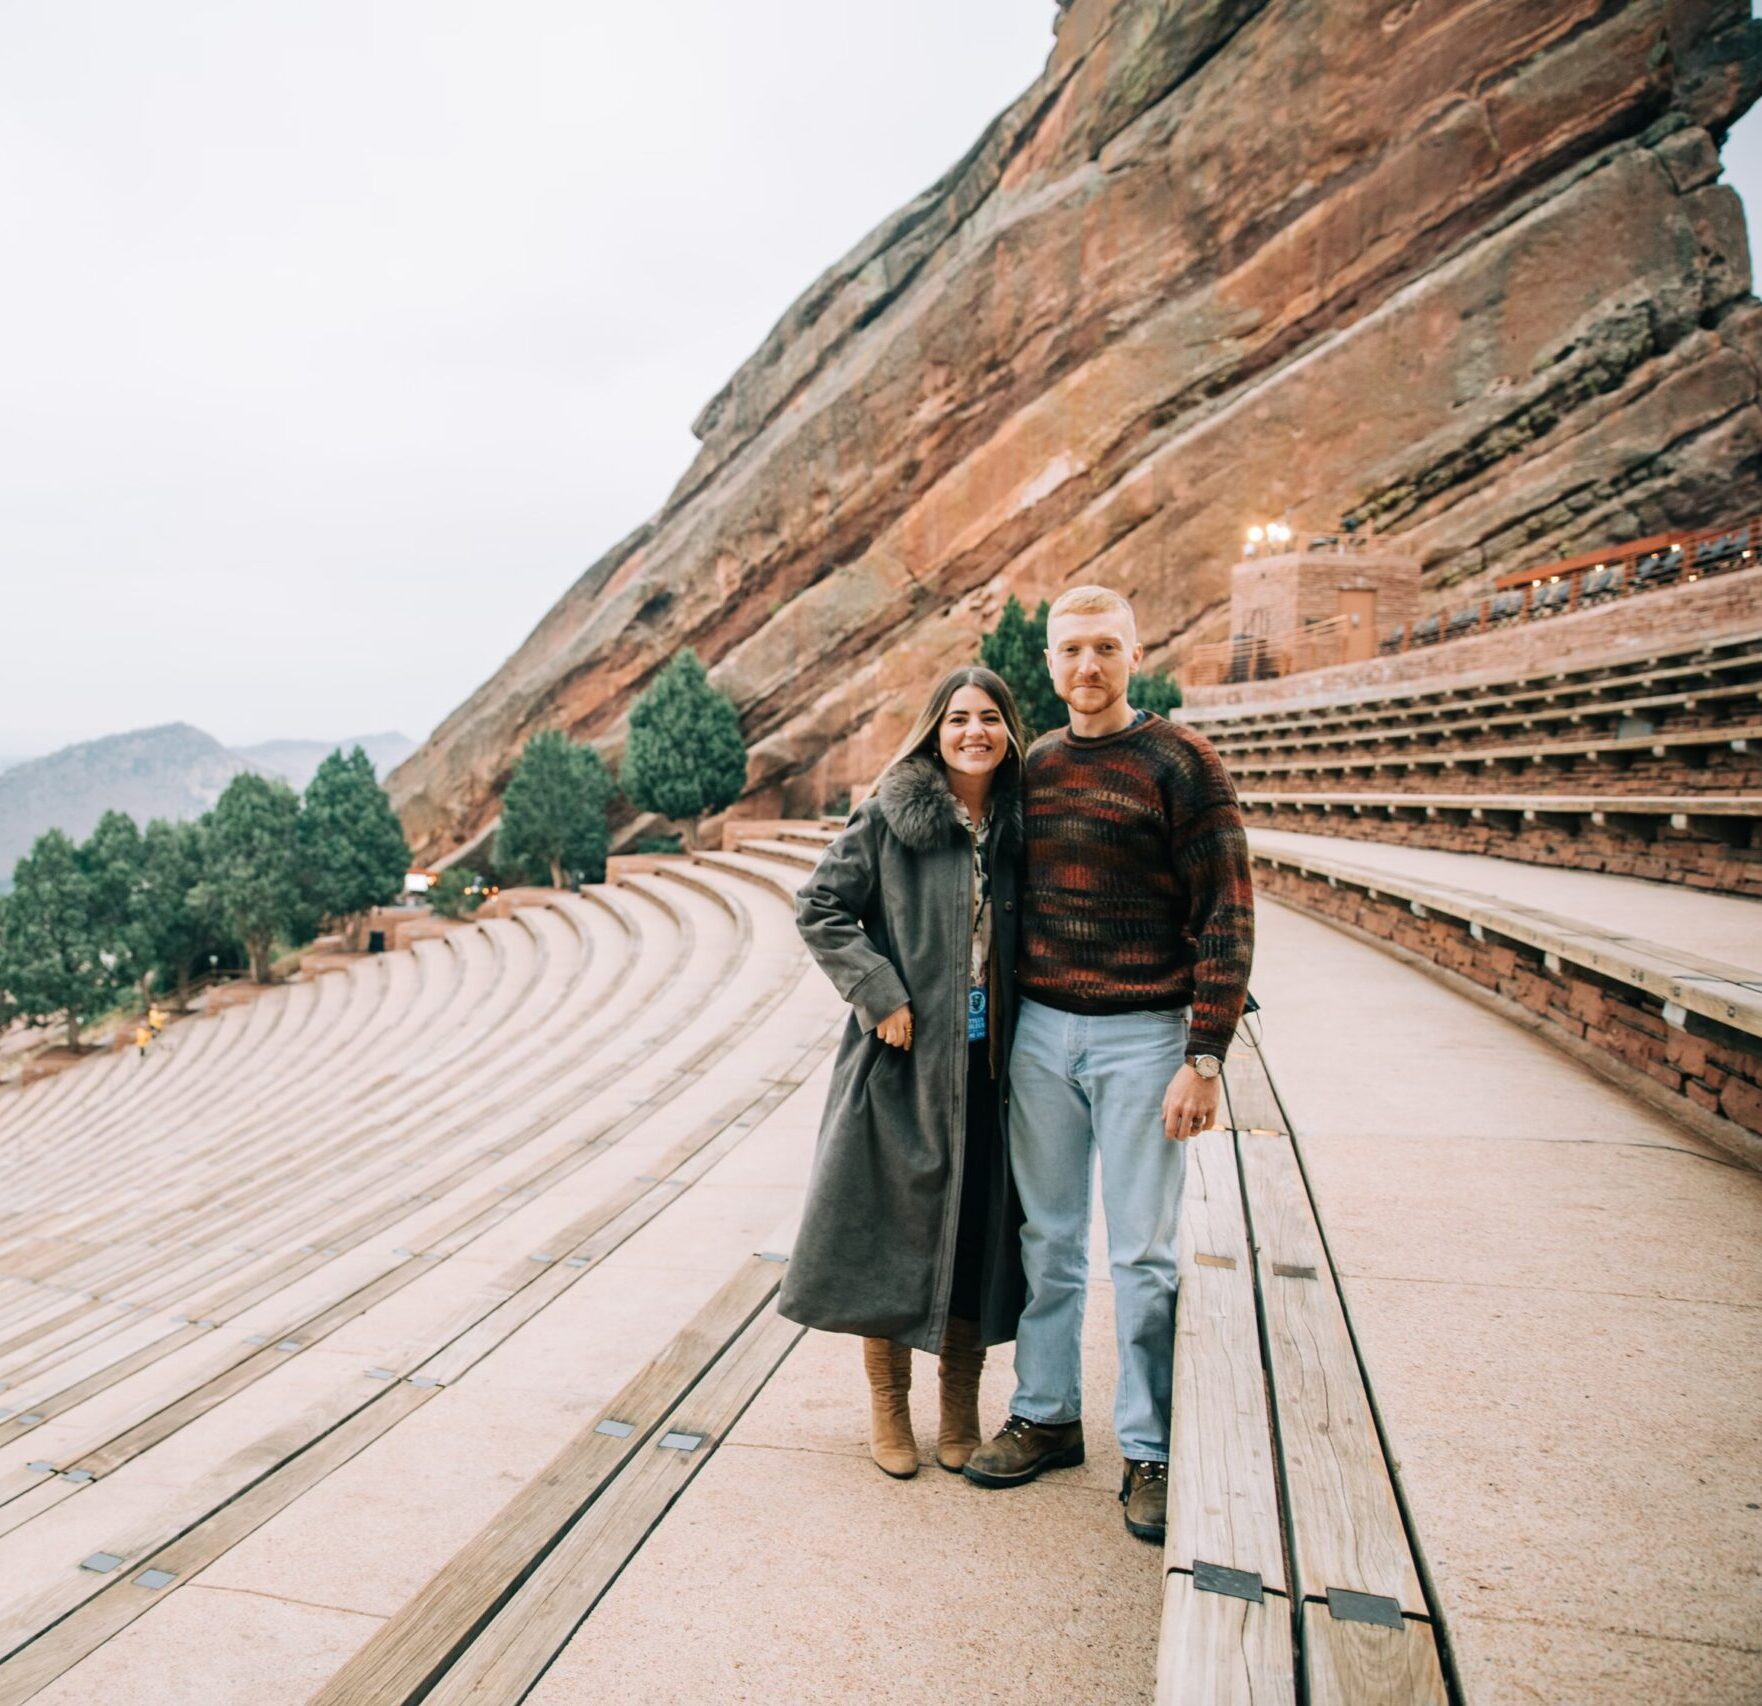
[1193,1055,1221,1078]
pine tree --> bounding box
[498,731,614,889]
[79,810,148,997]
[2,829,115,1046]
[619,651,747,843]
[138,817,232,1009]
[0,895,15,1034]
[200,773,302,983]
[299,747,412,943]
[980,596,1064,737]
[1130,668,1183,719]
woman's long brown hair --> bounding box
[879,665,1031,795]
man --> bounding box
[963,585,1254,1543]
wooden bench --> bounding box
[1229,722,1762,785]
[1157,1035,1450,1704]
[1188,629,1762,744]
[0,861,840,1692]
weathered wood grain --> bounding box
[1238,1132,1422,1613]
[1168,1127,1285,1592]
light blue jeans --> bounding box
[1007,996,1189,1463]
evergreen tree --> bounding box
[619,650,747,842]
[1130,668,1183,719]
[428,868,482,920]
[299,747,411,942]
[499,731,614,889]
[0,895,14,1033]
[2,829,114,1046]
[980,596,1064,737]
[200,772,302,983]
[79,810,148,996]
[139,817,232,1009]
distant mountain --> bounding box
[0,723,258,885]
[0,725,417,886]
[237,732,416,791]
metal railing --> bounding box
[1379,515,1758,656]
[1181,614,1355,688]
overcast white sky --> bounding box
[5,6,1761,764]
[0,2,1055,760]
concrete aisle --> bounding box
[1250,898,1762,1704]
[1248,828,1762,975]
[526,1219,1163,1705]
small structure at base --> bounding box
[1187,534,1420,687]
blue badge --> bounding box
[967,987,988,1041]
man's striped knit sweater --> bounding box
[1017,712,1255,1059]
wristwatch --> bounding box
[1188,1054,1223,1080]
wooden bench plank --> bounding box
[1222,1037,1288,1136]
[424,1304,803,1705]
[1237,1132,1423,1615]
[1302,1600,1447,1706]
[308,1251,791,1706]
[1155,1573,1295,1706]
[1169,1128,1284,1593]
[0,1383,436,1706]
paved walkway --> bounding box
[1251,898,1762,1703]
[524,1198,1160,1705]
[518,895,1761,1705]
[1249,827,1762,977]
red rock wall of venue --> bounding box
[389,0,1762,859]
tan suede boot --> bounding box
[862,1337,918,1478]
[935,1316,986,1472]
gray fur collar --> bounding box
[876,754,1023,854]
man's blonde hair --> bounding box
[1047,585,1137,639]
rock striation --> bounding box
[390,0,1762,859]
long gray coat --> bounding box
[778,756,1027,1353]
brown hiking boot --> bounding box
[961,1414,1085,1487]
[1120,1458,1167,1541]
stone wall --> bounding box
[1254,861,1762,1161]
[388,0,1762,858]
[1243,803,1761,896]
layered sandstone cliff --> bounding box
[391,0,1762,859]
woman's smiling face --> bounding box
[939,685,1008,778]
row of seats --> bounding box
[1197,629,1762,749]
[1186,627,1762,896]
[1382,526,1753,653]
[0,854,846,1695]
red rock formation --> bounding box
[390,0,1762,860]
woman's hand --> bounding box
[876,1004,914,1051]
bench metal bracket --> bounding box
[1194,1561,1263,1603]
[1325,1587,1404,1628]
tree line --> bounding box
[443,649,748,914]
[0,748,409,1048]
[0,620,1176,1045]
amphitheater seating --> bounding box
[1187,627,1762,895]
[0,855,851,1699]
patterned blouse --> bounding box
[952,797,992,1040]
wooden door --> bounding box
[1340,589,1378,663]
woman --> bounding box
[779,665,1029,1478]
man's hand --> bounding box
[1162,1063,1221,1142]
[876,1004,914,1051]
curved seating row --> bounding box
[0,853,850,1696]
